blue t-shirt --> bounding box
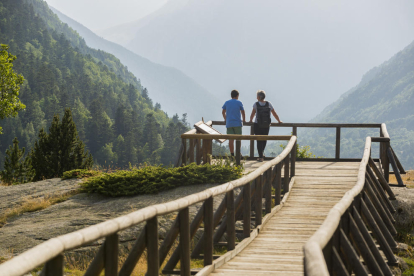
[222,99,244,128]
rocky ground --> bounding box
[391,183,414,276]
[1,170,414,275]
[0,178,228,261]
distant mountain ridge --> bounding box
[50,5,221,124]
[303,40,414,169]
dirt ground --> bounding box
[390,170,414,188]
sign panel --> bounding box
[195,122,226,143]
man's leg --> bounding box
[229,139,234,155]
[262,127,270,155]
[227,127,235,155]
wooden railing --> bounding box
[303,124,401,275]
[0,136,296,276]
[208,121,405,186]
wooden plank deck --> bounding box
[209,161,360,276]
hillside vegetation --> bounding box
[0,0,188,168]
[301,41,414,169]
[50,6,221,124]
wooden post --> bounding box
[250,125,254,158]
[255,175,263,226]
[388,148,404,186]
[380,128,384,166]
[204,197,214,266]
[202,139,208,165]
[348,214,383,276]
[104,234,118,276]
[243,182,251,238]
[336,127,341,160]
[283,156,290,193]
[147,217,159,276]
[189,139,195,163]
[119,228,146,276]
[381,140,390,182]
[264,169,272,214]
[236,140,241,166]
[274,164,282,205]
[227,190,236,251]
[361,197,397,264]
[352,206,393,275]
[291,127,297,176]
[44,254,64,276]
[179,207,191,276]
[196,139,202,165]
[339,229,368,275]
[182,138,187,166]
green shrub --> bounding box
[80,163,244,197]
[280,143,318,158]
[62,169,102,180]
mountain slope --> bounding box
[50,6,221,124]
[0,0,188,168]
[303,41,414,169]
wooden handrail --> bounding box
[211,121,382,128]
[304,137,372,275]
[181,134,291,140]
[0,137,297,276]
[303,123,401,275]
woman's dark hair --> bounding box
[231,90,239,98]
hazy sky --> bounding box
[45,0,414,123]
[44,0,168,30]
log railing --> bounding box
[209,121,405,186]
[0,136,297,276]
[303,125,401,275]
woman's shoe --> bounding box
[257,158,264,162]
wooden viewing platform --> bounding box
[0,122,405,276]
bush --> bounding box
[80,163,244,197]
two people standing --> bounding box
[222,90,282,162]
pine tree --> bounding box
[30,108,93,180]
[0,137,34,185]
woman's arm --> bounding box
[271,110,282,123]
[249,109,256,122]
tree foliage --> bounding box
[0,44,26,133]
[30,108,93,180]
[0,0,189,169]
[0,137,34,185]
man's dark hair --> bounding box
[231,90,239,98]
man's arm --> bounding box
[249,109,256,122]
[241,110,246,123]
[271,110,282,123]
[222,109,226,121]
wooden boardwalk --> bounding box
[210,161,359,276]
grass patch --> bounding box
[403,257,414,276]
[79,163,243,197]
[0,190,79,228]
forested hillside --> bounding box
[0,0,189,168]
[49,5,221,125]
[301,41,414,169]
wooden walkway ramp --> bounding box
[210,161,359,276]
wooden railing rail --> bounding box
[0,136,296,276]
[304,131,399,275]
[180,133,291,167]
[209,121,405,183]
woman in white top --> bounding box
[249,90,282,162]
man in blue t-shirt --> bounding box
[222,90,246,156]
